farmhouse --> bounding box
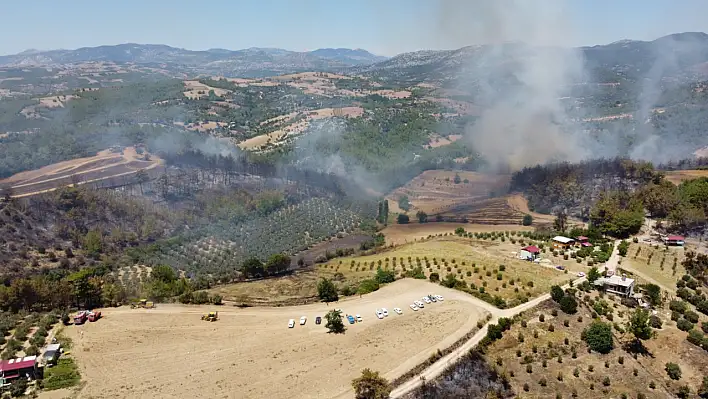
[0,356,39,386]
[551,236,574,249]
[519,245,540,261]
[575,236,592,247]
[594,274,635,297]
[664,235,685,246]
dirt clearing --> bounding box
[663,169,708,185]
[67,279,489,399]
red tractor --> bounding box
[88,310,101,322]
[73,310,89,325]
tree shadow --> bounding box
[623,340,654,358]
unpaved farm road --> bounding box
[387,276,586,398]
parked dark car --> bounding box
[315,316,322,325]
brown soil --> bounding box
[380,223,533,246]
[68,279,488,399]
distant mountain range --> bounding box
[0,44,387,77]
[357,32,708,84]
[1,33,708,81]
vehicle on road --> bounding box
[381,308,389,317]
[393,307,403,315]
[347,315,356,324]
[434,295,444,301]
[315,316,322,325]
[410,304,418,311]
[577,272,586,277]
[288,319,295,328]
[299,316,307,325]
[375,310,384,319]
[422,297,431,304]
[356,314,363,322]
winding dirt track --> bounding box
[66,279,491,399]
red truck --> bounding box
[88,310,101,322]
[73,310,89,325]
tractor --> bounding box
[201,311,219,322]
[131,299,155,309]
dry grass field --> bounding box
[0,147,163,197]
[66,279,490,399]
[663,169,708,185]
[621,243,687,290]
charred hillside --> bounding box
[509,159,657,216]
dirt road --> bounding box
[388,276,586,398]
[67,279,490,399]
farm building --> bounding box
[0,356,39,386]
[594,274,635,297]
[519,245,541,261]
[575,236,592,247]
[664,235,685,246]
[551,236,574,249]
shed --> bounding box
[551,236,574,249]
[43,344,61,365]
[519,245,540,261]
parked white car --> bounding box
[435,295,444,301]
[409,304,418,311]
[393,307,403,315]
[381,308,389,317]
[422,297,432,304]
[356,314,363,322]
[375,310,384,319]
[577,272,586,277]
[415,300,425,308]
[288,319,295,328]
[299,316,307,325]
[428,295,437,302]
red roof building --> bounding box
[522,245,540,254]
[667,235,685,241]
[0,356,38,382]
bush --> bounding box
[649,381,656,389]
[582,321,614,353]
[650,315,663,329]
[665,362,682,380]
[677,318,694,332]
[538,377,547,387]
[429,272,440,282]
[670,300,688,314]
[560,295,578,314]
[539,314,545,322]
[523,383,529,391]
[603,376,611,386]
[684,310,699,323]
[43,358,81,390]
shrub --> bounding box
[684,310,699,323]
[665,362,682,380]
[539,314,545,322]
[548,324,555,332]
[542,359,547,368]
[582,321,614,353]
[603,376,611,386]
[564,320,569,327]
[560,295,578,314]
[551,309,558,316]
[649,381,656,389]
[521,320,527,328]
[526,364,533,374]
[523,383,529,392]
[588,365,594,372]
[677,318,694,332]
[650,315,663,329]
[633,368,638,376]
[618,356,624,364]
[538,377,547,387]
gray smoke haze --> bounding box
[432,0,592,171]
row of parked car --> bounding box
[287,294,444,328]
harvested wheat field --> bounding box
[663,169,708,185]
[1,147,163,197]
[67,279,490,399]
[385,170,510,216]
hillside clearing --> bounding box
[67,279,489,399]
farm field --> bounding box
[0,146,163,197]
[663,169,708,185]
[621,243,687,290]
[65,279,491,399]
[380,222,533,246]
[483,300,678,399]
[322,237,571,307]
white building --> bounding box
[594,274,635,297]
[551,236,574,250]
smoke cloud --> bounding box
[431,0,592,171]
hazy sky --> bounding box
[3,0,708,56]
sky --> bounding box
[2,0,708,56]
